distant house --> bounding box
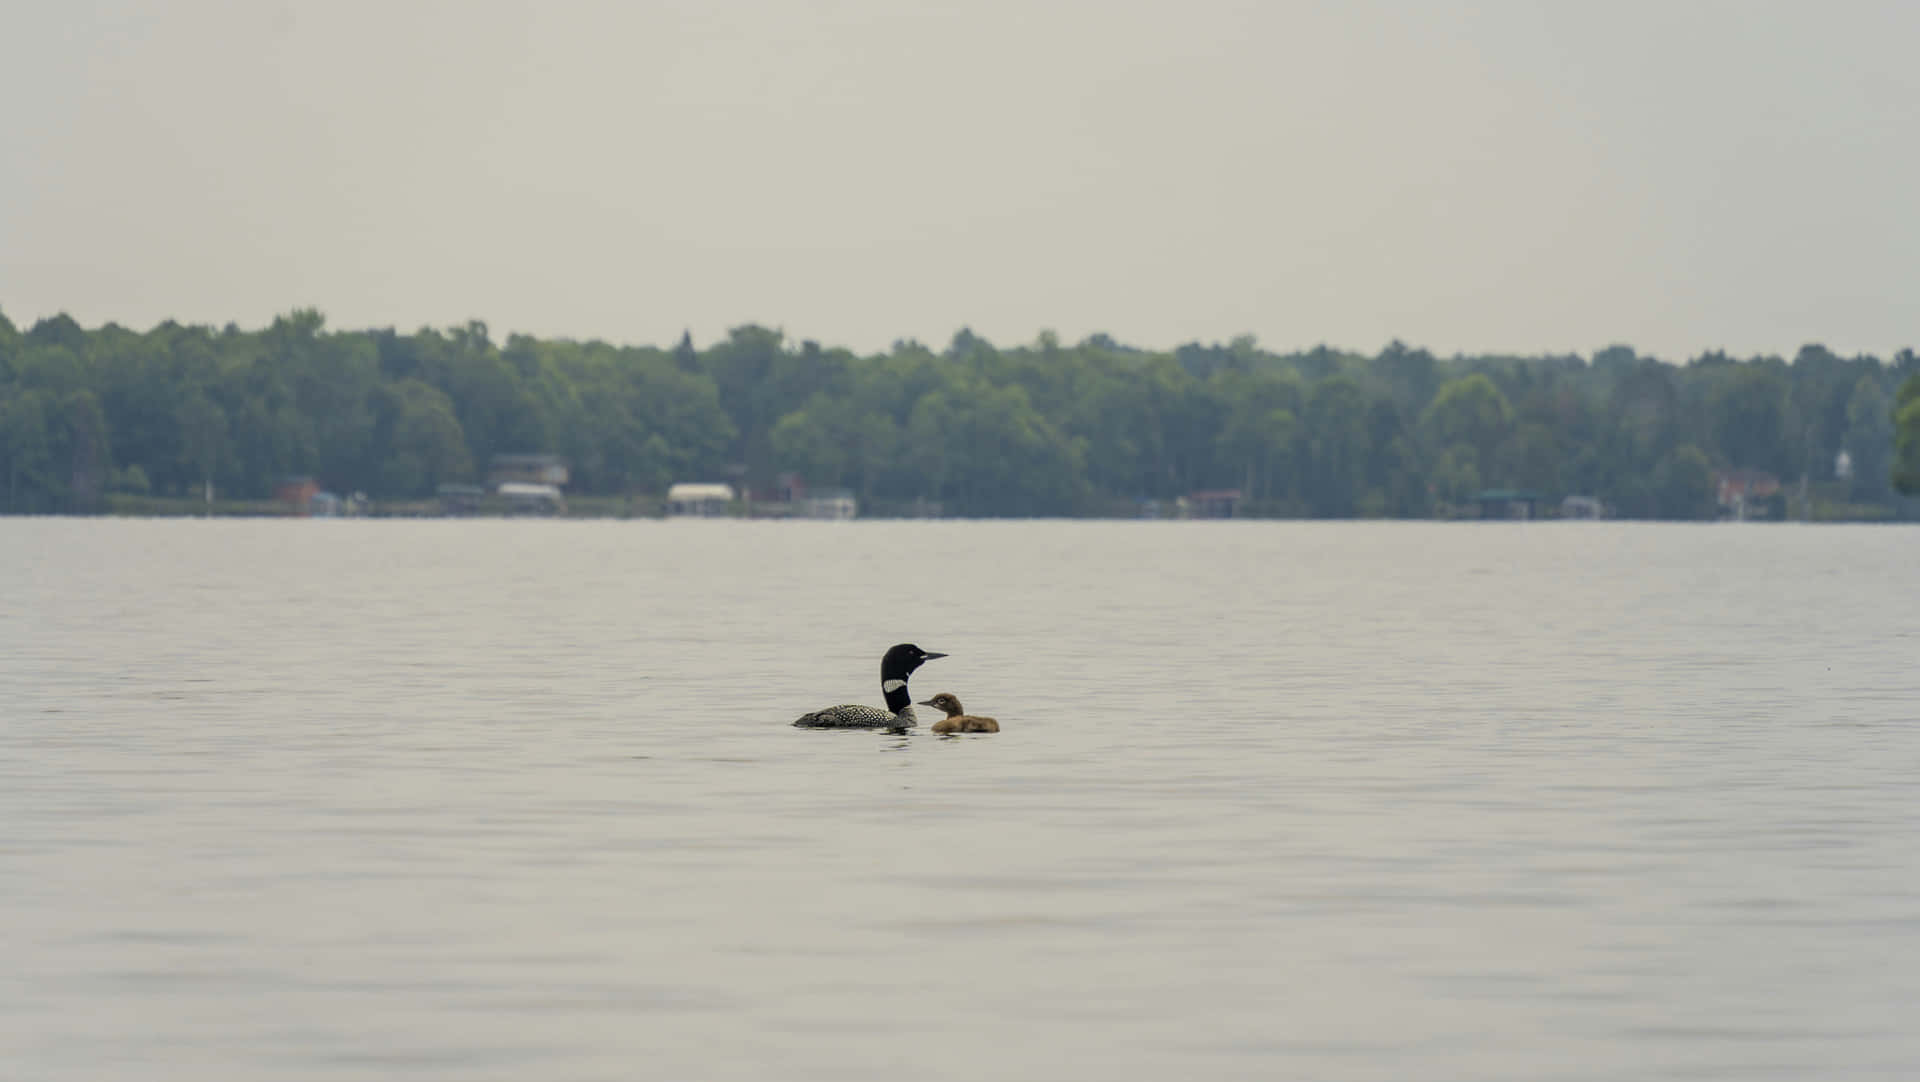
[498,481,565,515]
[1715,470,1780,521]
[901,498,944,519]
[741,473,819,518]
[488,454,569,488]
[436,483,485,515]
[1186,490,1242,519]
[667,482,736,517]
[1474,489,1539,520]
[765,472,806,504]
[273,476,348,517]
[801,488,858,520]
[275,476,320,514]
[1560,495,1605,520]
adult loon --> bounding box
[918,693,1000,734]
[793,644,947,729]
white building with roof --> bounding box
[666,483,736,517]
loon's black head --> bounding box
[881,643,946,680]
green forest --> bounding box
[3,307,1919,519]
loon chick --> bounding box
[918,693,1000,734]
[793,644,947,729]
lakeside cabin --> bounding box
[1715,470,1781,521]
[1561,495,1604,519]
[488,454,569,488]
[1474,489,1540,520]
[800,488,858,520]
[498,481,565,516]
[436,483,485,515]
[740,473,858,519]
[1185,490,1243,519]
[667,483,736,517]
[275,476,321,514]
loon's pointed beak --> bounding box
[921,651,947,661]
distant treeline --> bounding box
[3,307,1919,518]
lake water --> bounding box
[3,519,1917,1080]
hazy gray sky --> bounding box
[3,0,1915,360]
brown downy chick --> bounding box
[917,693,1000,734]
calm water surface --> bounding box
[3,520,1917,1080]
